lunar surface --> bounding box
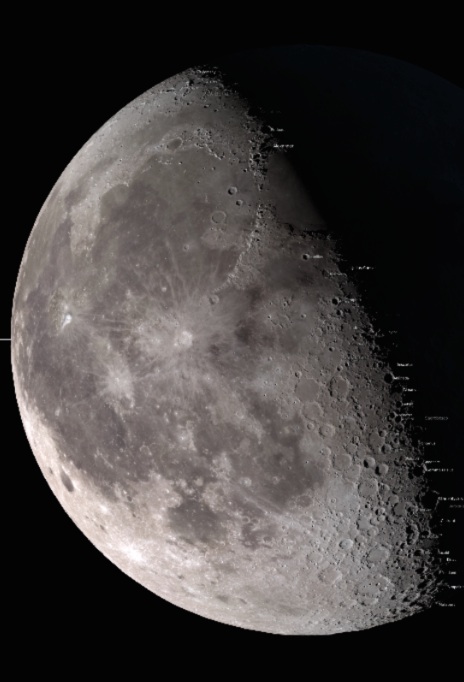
[12,50,445,634]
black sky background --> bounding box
[4,25,463,665]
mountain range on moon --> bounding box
[10,45,463,636]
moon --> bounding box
[12,46,454,635]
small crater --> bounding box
[215,594,230,603]
[303,401,323,420]
[60,471,74,492]
[318,566,341,584]
[339,539,354,550]
[61,312,72,329]
[329,375,349,400]
[228,187,237,195]
[363,456,376,468]
[358,479,379,498]
[295,378,319,402]
[167,138,183,150]
[393,501,407,517]
[367,546,390,564]
[319,423,336,438]
[211,210,226,224]
[334,453,352,471]
[359,596,378,607]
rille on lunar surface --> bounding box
[11,48,444,635]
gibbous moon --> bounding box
[12,47,451,635]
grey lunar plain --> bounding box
[12,66,440,634]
